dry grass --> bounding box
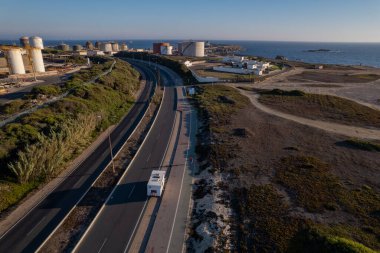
[288,71,380,83]
[232,185,304,253]
[193,85,380,252]
[258,89,380,128]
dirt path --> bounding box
[238,88,380,140]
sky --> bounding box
[1,0,379,42]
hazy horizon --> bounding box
[1,0,379,43]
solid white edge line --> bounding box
[123,66,179,253]
[35,62,155,253]
[181,94,198,253]
[72,64,165,253]
[166,102,193,253]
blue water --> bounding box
[1,39,379,67]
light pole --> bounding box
[108,127,116,174]
[98,115,115,174]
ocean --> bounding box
[1,39,379,68]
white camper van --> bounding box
[147,170,166,197]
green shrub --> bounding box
[32,84,62,97]
[289,228,377,253]
[0,99,28,115]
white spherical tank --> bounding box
[30,36,44,49]
[160,45,173,55]
[30,48,45,73]
[7,48,26,75]
[100,43,113,52]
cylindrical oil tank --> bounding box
[57,44,70,51]
[30,48,45,73]
[111,42,119,52]
[86,41,94,50]
[73,44,83,51]
[100,43,112,53]
[20,36,30,48]
[7,48,26,74]
[95,41,101,49]
[30,36,44,49]
[180,41,205,57]
[160,45,173,55]
[120,43,128,51]
[153,42,169,54]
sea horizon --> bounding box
[1,39,379,67]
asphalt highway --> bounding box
[74,60,177,253]
[0,60,154,253]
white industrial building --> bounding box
[87,50,105,56]
[217,56,271,76]
[184,60,193,67]
[147,170,166,197]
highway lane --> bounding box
[0,60,154,253]
[74,60,177,253]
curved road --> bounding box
[238,88,380,140]
[74,60,178,253]
[0,60,154,253]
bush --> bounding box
[31,84,62,97]
[0,99,28,115]
[338,139,380,152]
[289,228,377,253]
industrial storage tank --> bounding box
[120,43,128,51]
[86,41,94,50]
[153,42,169,54]
[57,44,70,51]
[19,36,30,48]
[95,41,101,49]
[111,42,119,52]
[7,48,26,75]
[160,45,173,55]
[100,43,112,53]
[30,48,45,73]
[179,41,205,57]
[73,45,83,51]
[30,36,44,49]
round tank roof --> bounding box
[20,36,29,39]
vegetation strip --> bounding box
[0,57,140,216]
